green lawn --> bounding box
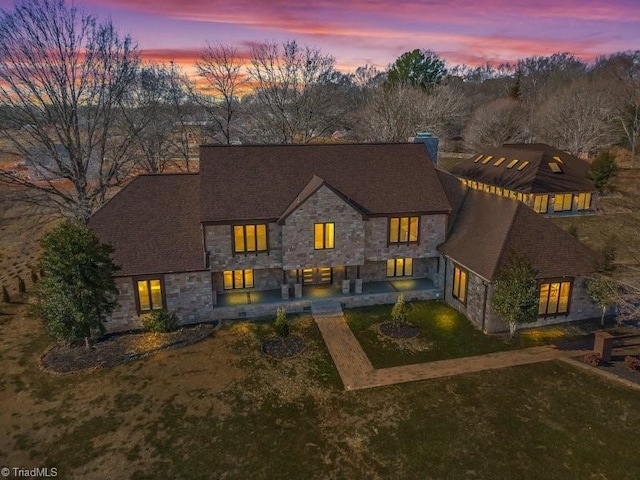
[2,301,640,479]
[345,300,517,368]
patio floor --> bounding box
[217,278,438,308]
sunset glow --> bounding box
[2,0,638,73]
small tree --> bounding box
[391,294,407,324]
[274,305,289,338]
[589,151,618,192]
[490,253,539,337]
[32,221,119,348]
[586,275,618,327]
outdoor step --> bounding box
[311,300,343,316]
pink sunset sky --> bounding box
[2,0,640,73]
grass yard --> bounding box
[1,301,640,479]
[345,301,517,368]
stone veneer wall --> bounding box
[205,222,283,270]
[364,214,446,261]
[442,257,601,333]
[106,271,214,332]
[282,185,365,269]
[442,258,489,331]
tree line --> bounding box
[0,0,638,222]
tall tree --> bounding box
[593,51,640,167]
[32,221,118,348]
[247,40,336,143]
[387,49,446,90]
[196,41,248,144]
[0,0,139,222]
[464,98,528,150]
[127,62,197,173]
[490,252,539,337]
[533,81,615,156]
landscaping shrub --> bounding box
[18,276,26,293]
[274,305,289,337]
[582,352,602,366]
[142,309,178,333]
[1,285,9,303]
[624,355,640,371]
[391,294,407,324]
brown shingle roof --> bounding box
[436,168,468,231]
[439,189,596,280]
[89,174,205,277]
[198,143,451,222]
[450,143,594,193]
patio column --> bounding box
[355,265,363,294]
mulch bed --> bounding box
[261,335,305,359]
[41,323,216,374]
[379,321,420,339]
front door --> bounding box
[302,267,332,285]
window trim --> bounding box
[386,258,414,277]
[388,216,420,245]
[314,222,335,250]
[452,264,468,305]
[232,223,269,255]
[133,276,166,314]
[537,279,573,317]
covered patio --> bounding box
[213,278,441,320]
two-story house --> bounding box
[89,143,600,334]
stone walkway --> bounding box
[312,302,590,391]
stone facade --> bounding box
[165,271,214,324]
[107,271,214,332]
[364,214,446,261]
[282,185,365,269]
[442,257,601,333]
[205,222,283,270]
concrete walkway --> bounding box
[312,302,590,391]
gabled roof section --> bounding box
[199,143,451,223]
[436,168,468,231]
[439,189,596,281]
[89,174,206,277]
[450,143,594,193]
[277,175,367,224]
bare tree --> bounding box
[127,62,197,173]
[594,51,640,167]
[247,40,336,143]
[533,81,615,156]
[196,42,247,144]
[0,0,139,222]
[464,98,528,150]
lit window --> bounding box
[386,258,413,277]
[533,194,549,213]
[538,281,571,315]
[553,193,573,212]
[496,187,503,196]
[548,162,563,173]
[481,155,493,164]
[223,269,254,290]
[553,155,564,164]
[452,265,468,303]
[506,159,518,169]
[470,181,478,189]
[389,216,419,244]
[517,193,524,202]
[314,222,334,249]
[517,161,530,171]
[484,184,491,193]
[136,279,164,312]
[509,190,518,200]
[494,157,506,166]
[575,193,591,210]
[233,224,268,253]
[477,182,485,191]
[474,154,483,163]
[489,185,496,194]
